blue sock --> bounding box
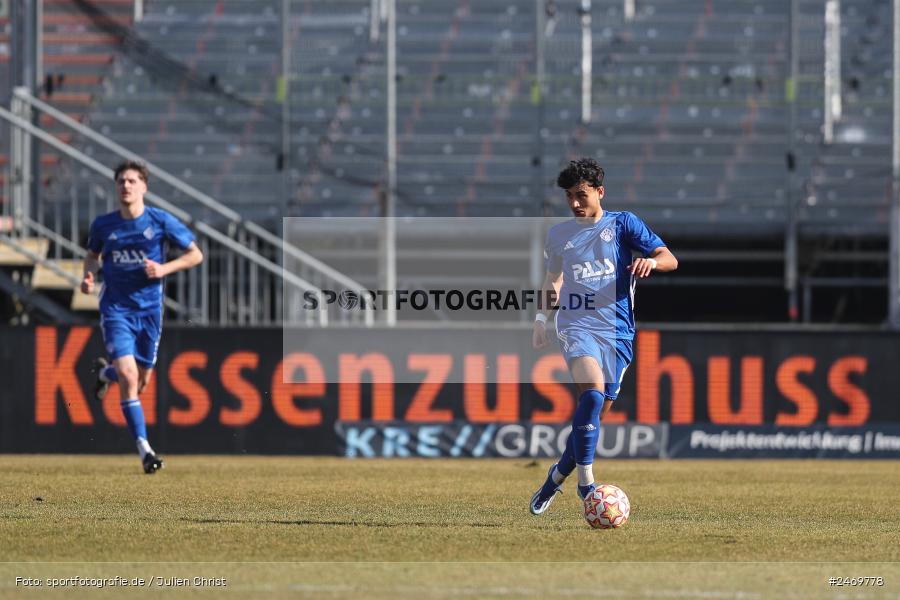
[571,389,604,465]
[120,399,147,441]
[101,365,119,382]
[557,433,576,477]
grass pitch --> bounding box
[1,456,898,598]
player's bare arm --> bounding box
[81,250,101,294]
[629,246,678,279]
[143,242,204,279]
[533,270,562,349]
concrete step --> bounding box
[0,238,50,266]
[71,288,100,311]
[32,259,82,289]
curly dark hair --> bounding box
[556,157,604,189]
[113,160,149,184]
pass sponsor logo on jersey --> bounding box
[111,249,149,264]
[572,258,615,282]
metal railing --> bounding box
[3,87,374,326]
[0,231,187,315]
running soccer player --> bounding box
[82,161,203,474]
[529,157,677,514]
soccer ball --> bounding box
[583,484,630,529]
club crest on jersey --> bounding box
[111,249,148,264]
[572,258,615,281]
[143,226,154,240]
[600,227,614,243]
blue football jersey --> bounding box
[544,211,664,340]
[87,207,195,314]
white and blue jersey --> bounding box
[87,207,194,367]
[544,210,664,399]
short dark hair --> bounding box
[556,157,604,189]
[113,160,149,184]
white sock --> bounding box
[136,437,153,460]
[576,464,595,487]
[550,466,566,485]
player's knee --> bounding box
[577,388,605,413]
[117,365,139,387]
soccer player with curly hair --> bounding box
[529,157,678,514]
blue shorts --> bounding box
[557,328,633,400]
[100,311,162,369]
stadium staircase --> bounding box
[0,0,131,212]
[2,87,373,326]
[0,0,128,323]
[1,1,379,326]
[0,0,892,323]
[4,0,893,233]
[0,232,96,324]
[20,0,801,229]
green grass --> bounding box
[1,456,898,598]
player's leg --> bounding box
[111,353,159,470]
[531,331,607,514]
[112,355,140,397]
[133,313,164,473]
[98,313,151,462]
[92,358,111,401]
[596,336,633,424]
[531,355,606,515]
[137,366,153,394]
[566,356,607,499]
[554,396,613,482]
[92,317,122,400]
[566,339,634,493]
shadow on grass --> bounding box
[181,517,503,529]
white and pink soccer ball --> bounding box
[582,484,630,529]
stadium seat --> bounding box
[0,0,889,236]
